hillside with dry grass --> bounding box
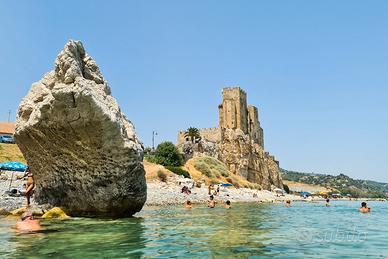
[0,144,26,164]
[184,156,261,189]
[0,144,262,189]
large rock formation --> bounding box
[14,40,147,217]
[178,87,283,190]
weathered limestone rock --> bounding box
[15,40,147,217]
[181,139,220,160]
[11,206,45,217]
[42,207,70,220]
[0,208,11,216]
[220,129,282,189]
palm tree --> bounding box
[184,127,201,143]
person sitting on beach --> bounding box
[209,195,216,208]
[224,200,231,209]
[23,167,34,206]
[359,202,371,213]
[185,200,193,209]
[181,186,191,195]
[325,199,330,207]
[285,200,291,207]
[15,212,42,232]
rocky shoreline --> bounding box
[0,169,303,214]
[1,171,385,215]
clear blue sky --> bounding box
[1,1,387,182]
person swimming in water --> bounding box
[208,195,216,208]
[325,199,330,207]
[23,167,34,206]
[15,212,43,232]
[359,202,371,213]
[185,200,193,209]
[285,200,291,207]
[224,200,231,209]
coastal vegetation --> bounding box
[281,169,388,198]
[184,127,201,143]
[165,166,190,178]
[193,156,229,178]
[157,170,167,182]
[184,156,260,189]
[145,141,184,167]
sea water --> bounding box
[0,201,387,258]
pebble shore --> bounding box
[2,171,358,214]
[0,171,26,212]
[146,181,304,206]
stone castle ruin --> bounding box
[177,87,283,190]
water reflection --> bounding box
[206,203,273,257]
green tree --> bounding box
[184,127,201,143]
[154,141,184,166]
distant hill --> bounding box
[281,169,388,198]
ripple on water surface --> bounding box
[0,201,387,258]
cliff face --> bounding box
[220,129,282,190]
[178,87,283,190]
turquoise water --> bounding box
[0,201,387,258]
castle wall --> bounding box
[177,127,221,147]
[199,127,221,143]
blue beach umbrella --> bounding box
[220,183,233,187]
[300,192,311,197]
[0,162,27,172]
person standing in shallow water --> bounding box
[209,195,216,208]
[185,200,193,209]
[23,167,34,206]
[224,200,231,209]
[359,202,371,213]
[285,200,291,207]
[325,199,330,207]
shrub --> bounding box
[194,161,214,178]
[153,142,184,167]
[166,166,191,178]
[193,156,228,178]
[144,155,157,163]
[209,178,219,185]
[157,170,167,182]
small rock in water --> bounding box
[42,207,70,220]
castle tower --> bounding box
[248,105,264,148]
[218,87,248,133]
